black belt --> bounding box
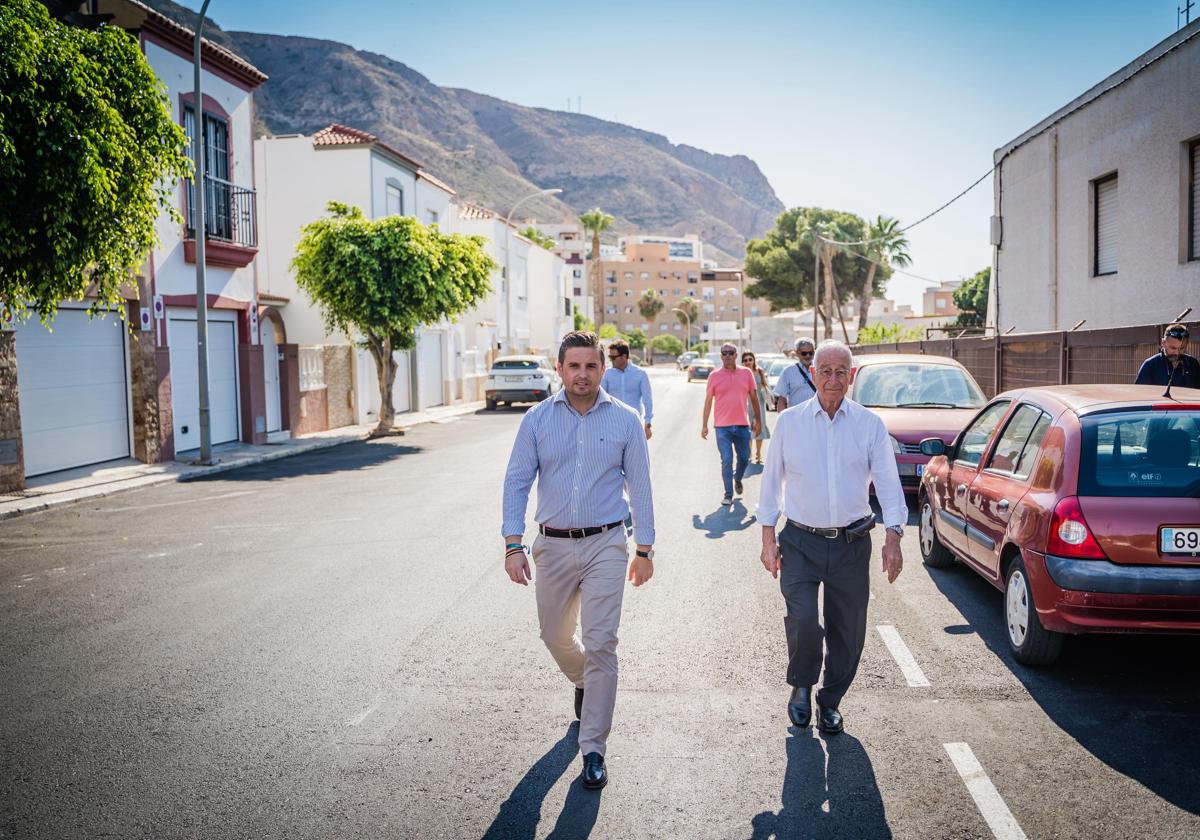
[539,521,624,539]
[787,515,875,541]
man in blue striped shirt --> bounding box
[601,338,654,439]
[502,330,655,791]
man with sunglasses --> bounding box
[1135,323,1199,389]
[601,338,654,439]
[773,338,817,411]
[701,343,762,505]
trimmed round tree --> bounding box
[292,202,494,434]
[1,0,191,322]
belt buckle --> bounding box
[570,528,585,539]
[819,527,838,539]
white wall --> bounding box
[527,244,571,355]
[254,138,371,345]
[416,179,453,227]
[995,27,1200,332]
[370,151,419,221]
[455,216,527,355]
[146,41,256,303]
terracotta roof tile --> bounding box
[418,170,456,196]
[310,124,423,170]
[458,201,497,221]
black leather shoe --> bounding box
[734,479,744,496]
[817,705,844,734]
[581,752,607,790]
[787,685,812,727]
[574,687,584,720]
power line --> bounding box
[816,164,996,247]
[823,238,948,286]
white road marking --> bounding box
[346,701,381,727]
[104,490,255,513]
[944,742,1028,840]
[211,516,361,531]
[876,624,931,687]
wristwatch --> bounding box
[636,548,655,561]
[886,525,904,538]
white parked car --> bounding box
[485,355,561,410]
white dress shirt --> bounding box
[756,395,908,530]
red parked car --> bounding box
[918,384,1200,665]
[850,354,988,493]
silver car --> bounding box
[485,355,561,410]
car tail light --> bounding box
[1046,496,1105,559]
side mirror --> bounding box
[919,437,946,457]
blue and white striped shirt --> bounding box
[601,362,653,423]
[502,387,656,545]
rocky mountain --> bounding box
[144,0,784,263]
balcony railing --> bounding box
[184,175,257,248]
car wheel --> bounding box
[919,493,956,568]
[1005,555,1064,666]
[485,398,497,411]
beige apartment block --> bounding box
[595,242,770,343]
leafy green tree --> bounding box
[580,208,613,325]
[292,202,494,434]
[598,322,619,340]
[573,304,594,332]
[858,216,910,330]
[856,322,924,345]
[519,225,555,250]
[744,208,877,337]
[637,288,664,362]
[953,267,990,328]
[650,333,683,357]
[1,0,192,322]
[626,328,646,351]
[692,341,709,355]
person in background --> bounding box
[701,343,762,505]
[602,338,654,439]
[773,338,817,411]
[1135,323,1199,390]
[742,350,772,464]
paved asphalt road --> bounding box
[2,367,1199,839]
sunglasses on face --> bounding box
[1165,328,1189,340]
[798,351,814,357]
[608,354,620,360]
[720,350,736,356]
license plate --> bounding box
[1161,526,1200,555]
[916,464,925,477]
[505,376,525,382]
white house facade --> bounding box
[990,18,1200,333]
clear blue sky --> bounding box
[184,0,1184,311]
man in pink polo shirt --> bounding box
[701,343,762,505]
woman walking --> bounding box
[742,351,772,463]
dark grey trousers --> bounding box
[778,522,872,709]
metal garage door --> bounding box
[168,315,240,452]
[418,330,444,409]
[14,310,130,477]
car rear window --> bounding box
[1080,409,1200,497]
[855,363,985,409]
[493,360,539,370]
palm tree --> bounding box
[673,296,699,348]
[580,208,614,328]
[858,215,911,330]
[637,288,665,363]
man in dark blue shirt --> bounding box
[1135,324,1200,389]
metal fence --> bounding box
[853,320,1197,398]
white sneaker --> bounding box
[721,495,733,506]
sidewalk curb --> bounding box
[0,402,482,522]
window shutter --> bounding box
[1095,175,1118,275]
[1190,141,1199,261]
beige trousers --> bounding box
[531,525,629,756]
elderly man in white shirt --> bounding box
[756,339,907,735]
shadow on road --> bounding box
[481,723,596,840]
[189,439,423,483]
[750,728,891,839]
[927,563,1200,815]
[693,501,757,539]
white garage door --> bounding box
[418,330,444,409]
[168,315,240,452]
[14,310,130,477]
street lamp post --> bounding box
[193,0,213,464]
[672,306,691,351]
[503,188,562,353]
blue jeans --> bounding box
[715,425,751,496]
